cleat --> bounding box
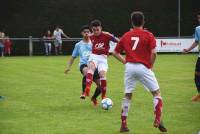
[120,127,130,133]
[84,86,90,96]
[91,97,98,106]
[102,96,106,100]
[154,121,167,132]
[80,93,86,99]
[191,94,200,101]
[158,123,167,132]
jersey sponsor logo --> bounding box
[95,43,105,49]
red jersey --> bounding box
[115,28,156,68]
[3,40,12,48]
[90,33,113,55]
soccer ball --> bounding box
[101,98,113,110]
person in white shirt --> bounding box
[53,26,69,55]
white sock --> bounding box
[121,98,130,117]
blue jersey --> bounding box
[195,26,200,57]
[72,40,92,66]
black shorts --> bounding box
[195,57,200,72]
[80,64,100,80]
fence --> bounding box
[0,37,82,56]
[0,36,198,56]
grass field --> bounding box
[0,54,200,134]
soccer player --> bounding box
[53,26,69,55]
[65,25,101,105]
[183,12,200,101]
[84,20,119,99]
[112,11,167,133]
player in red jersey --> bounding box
[84,20,119,99]
[112,11,167,133]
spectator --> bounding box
[53,26,69,55]
[0,32,5,57]
[43,30,53,56]
[3,36,12,56]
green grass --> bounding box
[0,54,200,134]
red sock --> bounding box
[86,73,93,88]
[100,79,107,99]
[121,111,127,128]
[153,97,163,124]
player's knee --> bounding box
[195,71,200,76]
[99,71,106,78]
[125,93,132,100]
[88,61,96,69]
[151,89,161,97]
[82,68,88,75]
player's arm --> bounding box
[64,56,76,74]
[61,29,70,38]
[112,39,126,64]
[103,31,120,42]
[112,51,126,64]
[183,41,198,53]
[65,44,79,74]
[151,48,157,67]
[183,28,199,53]
[62,32,70,38]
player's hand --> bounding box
[64,68,70,74]
[182,49,189,54]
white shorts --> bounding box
[124,62,159,93]
[88,54,108,72]
[54,40,62,47]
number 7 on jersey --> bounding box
[131,37,139,50]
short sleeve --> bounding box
[53,31,56,36]
[60,29,64,34]
[195,28,200,42]
[149,33,156,49]
[72,44,79,57]
[114,38,124,53]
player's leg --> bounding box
[8,47,11,56]
[98,61,108,99]
[91,70,101,105]
[150,90,166,132]
[80,64,88,99]
[84,61,96,96]
[99,70,107,99]
[138,64,167,132]
[48,43,52,55]
[120,63,136,133]
[192,58,200,101]
[59,42,62,54]
[44,43,48,55]
[54,41,58,55]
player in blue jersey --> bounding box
[183,12,200,101]
[65,25,101,105]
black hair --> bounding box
[90,19,102,27]
[131,11,144,27]
[80,25,90,32]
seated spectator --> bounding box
[43,30,53,56]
